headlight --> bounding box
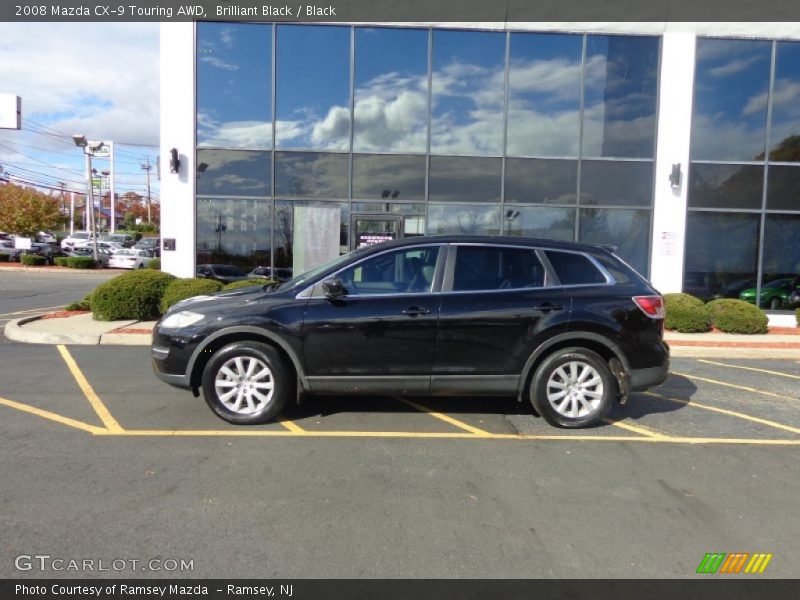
[160,311,205,329]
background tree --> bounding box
[0,183,66,237]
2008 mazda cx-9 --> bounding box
[151,236,669,428]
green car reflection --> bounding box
[739,277,800,309]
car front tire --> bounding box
[530,347,614,428]
[201,342,289,425]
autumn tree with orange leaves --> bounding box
[0,183,66,237]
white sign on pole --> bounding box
[86,141,112,158]
[0,94,21,130]
[14,236,32,250]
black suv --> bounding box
[152,236,669,428]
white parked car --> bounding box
[61,232,92,250]
[36,231,57,243]
[73,240,125,253]
[109,248,155,269]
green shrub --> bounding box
[148,258,161,270]
[160,278,223,313]
[66,256,97,269]
[222,279,268,291]
[796,308,799,328]
[91,270,176,321]
[21,254,47,266]
[706,298,768,334]
[664,293,711,333]
[65,293,92,311]
[0,254,10,262]
[54,256,69,267]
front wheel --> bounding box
[530,348,614,428]
[201,341,289,425]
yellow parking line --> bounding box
[601,416,670,439]
[672,371,796,402]
[697,359,800,381]
[644,391,800,435]
[395,397,493,437]
[0,395,108,435]
[57,345,124,433]
[276,414,306,433]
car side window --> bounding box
[545,250,607,286]
[337,246,439,296]
[453,246,546,292]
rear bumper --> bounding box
[629,362,669,391]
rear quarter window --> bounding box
[545,251,607,286]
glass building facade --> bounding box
[195,24,660,277]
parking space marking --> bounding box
[672,371,797,402]
[394,397,493,437]
[57,345,124,433]
[644,391,800,435]
[276,415,306,433]
[0,395,107,435]
[697,359,800,381]
[601,416,670,439]
[0,305,64,318]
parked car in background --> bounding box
[196,264,254,285]
[155,236,669,429]
[739,277,798,309]
[67,247,113,268]
[101,233,135,248]
[248,266,294,282]
[30,242,66,265]
[0,240,21,261]
[36,231,57,243]
[109,248,156,269]
[73,240,125,254]
[134,237,161,257]
[61,232,92,250]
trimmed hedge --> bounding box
[0,254,10,262]
[67,256,96,269]
[148,258,161,270]
[21,254,47,266]
[54,256,69,267]
[706,298,768,334]
[65,293,92,311]
[664,293,711,333]
[161,278,223,313]
[222,279,268,291]
[91,270,176,321]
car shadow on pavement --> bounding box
[607,374,698,423]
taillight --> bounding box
[633,295,664,319]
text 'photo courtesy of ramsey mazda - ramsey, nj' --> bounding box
[151,236,669,429]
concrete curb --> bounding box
[669,346,800,359]
[99,332,152,346]
[5,315,103,345]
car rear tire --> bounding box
[201,341,289,425]
[530,347,614,428]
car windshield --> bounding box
[214,265,247,276]
[764,279,789,289]
[115,250,136,256]
[72,233,90,239]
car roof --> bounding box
[359,235,615,254]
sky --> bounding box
[0,23,160,204]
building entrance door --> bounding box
[351,214,404,250]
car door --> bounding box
[432,244,572,395]
[302,244,445,394]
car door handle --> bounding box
[533,302,563,313]
[402,306,432,317]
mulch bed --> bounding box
[39,310,90,319]
[112,328,153,334]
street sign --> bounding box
[14,236,32,250]
[0,94,21,130]
[85,142,112,158]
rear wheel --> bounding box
[201,341,289,424]
[530,348,614,428]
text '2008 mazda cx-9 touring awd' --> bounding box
[151,236,669,428]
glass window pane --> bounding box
[197,23,272,149]
[769,42,800,162]
[580,160,653,206]
[504,158,577,204]
[274,200,349,271]
[544,250,607,285]
[688,163,763,209]
[507,33,582,157]
[691,38,771,161]
[352,154,426,200]
[353,203,425,214]
[276,25,350,150]
[354,27,428,153]
[579,208,650,276]
[504,206,575,241]
[683,212,760,301]
[427,204,500,235]
[453,246,546,291]
[582,35,659,159]
[762,215,800,301]
[767,165,800,210]
[429,156,501,203]
[338,246,440,295]
[275,152,349,198]
[196,198,271,270]
[196,150,271,197]
[431,30,505,155]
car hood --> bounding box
[169,284,270,313]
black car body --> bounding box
[153,236,669,428]
[30,242,67,264]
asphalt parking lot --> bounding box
[1,270,799,579]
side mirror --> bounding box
[322,277,346,298]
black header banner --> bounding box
[3,579,800,600]
[4,0,800,22]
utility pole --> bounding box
[141,156,153,224]
[58,182,65,231]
